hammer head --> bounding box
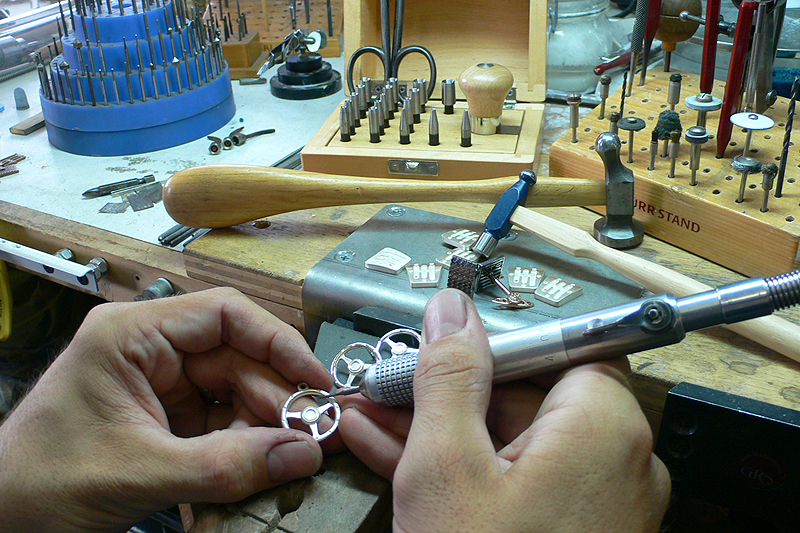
[593,132,644,249]
[472,170,536,258]
[446,255,505,298]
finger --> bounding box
[487,381,547,446]
[512,362,652,473]
[161,426,323,503]
[339,407,406,480]
[183,348,312,425]
[99,288,330,391]
[338,394,413,434]
[407,289,496,464]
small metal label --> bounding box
[534,276,583,307]
[388,159,440,177]
[365,247,411,274]
[508,266,546,293]
[406,262,442,288]
[442,228,480,250]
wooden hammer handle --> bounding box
[162,165,606,228]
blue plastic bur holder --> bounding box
[40,68,235,156]
[38,0,236,156]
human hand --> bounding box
[0,288,334,533]
[341,289,670,532]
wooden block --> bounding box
[344,0,547,102]
[550,70,800,278]
[223,31,266,68]
[301,101,544,179]
[262,0,343,57]
[10,112,45,135]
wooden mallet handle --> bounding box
[162,165,606,228]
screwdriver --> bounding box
[82,175,156,198]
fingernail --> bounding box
[267,440,322,483]
[424,289,468,343]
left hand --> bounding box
[0,287,334,533]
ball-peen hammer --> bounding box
[162,165,606,229]
[475,177,800,364]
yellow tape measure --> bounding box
[0,259,11,341]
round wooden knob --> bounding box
[655,0,701,45]
[458,62,514,134]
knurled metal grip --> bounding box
[361,354,418,406]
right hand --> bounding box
[341,289,671,532]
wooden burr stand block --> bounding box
[550,70,800,277]
[301,101,544,179]
[221,31,270,79]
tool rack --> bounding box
[551,69,800,277]
[40,0,235,156]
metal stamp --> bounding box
[507,266,546,293]
[406,262,442,288]
[534,276,583,307]
[364,247,411,274]
[435,247,481,268]
[442,228,480,250]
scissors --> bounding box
[346,0,437,98]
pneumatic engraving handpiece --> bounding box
[335,271,800,406]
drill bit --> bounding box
[648,129,658,170]
[135,35,147,100]
[732,155,762,203]
[158,26,168,68]
[93,14,107,73]
[74,66,85,105]
[144,13,156,70]
[98,68,108,105]
[429,108,439,146]
[685,126,709,186]
[775,77,798,198]
[74,39,86,73]
[667,130,680,178]
[172,57,182,93]
[598,75,611,119]
[567,93,581,143]
[110,67,120,104]
[85,66,97,106]
[619,70,628,114]
[618,116,646,164]
[150,63,159,99]
[608,111,620,136]
[668,73,682,111]
[760,163,777,212]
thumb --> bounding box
[410,289,494,454]
[164,427,323,503]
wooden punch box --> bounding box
[301,0,548,180]
[550,70,800,278]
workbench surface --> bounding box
[1,55,799,533]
